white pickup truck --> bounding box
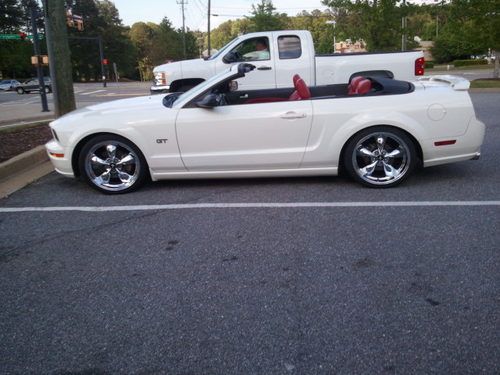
[151,30,425,93]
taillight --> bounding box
[415,57,425,76]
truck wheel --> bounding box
[343,126,417,188]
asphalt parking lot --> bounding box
[0,93,499,374]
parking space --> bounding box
[0,93,499,374]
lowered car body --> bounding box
[46,63,485,193]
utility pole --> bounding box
[207,0,211,57]
[401,0,407,51]
[30,8,49,112]
[42,0,76,117]
[177,0,187,59]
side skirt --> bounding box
[150,167,338,181]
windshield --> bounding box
[165,66,234,107]
[206,36,240,61]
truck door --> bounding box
[273,34,313,88]
[214,36,276,90]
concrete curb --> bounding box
[0,145,49,181]
[0,119,53,133]
[0,114,54,127]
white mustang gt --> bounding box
[46,63,485,194]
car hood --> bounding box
[51,94,169,130]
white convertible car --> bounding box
[46,63,485,194]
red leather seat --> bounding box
[348,76,364,95]
[289,76,311,101]
[356,79,372,95]
[245,74,311,104]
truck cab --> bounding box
[151,30,424,94]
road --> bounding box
[0,82,151,104]
[0,82,151,125]
[0,93,499,374]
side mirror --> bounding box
[196,93,219,109]
[223,51,238,64]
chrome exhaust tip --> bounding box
[471,152,481,160]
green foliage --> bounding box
[453,59,488,67]
[248,0,287,32]
[322,0,402,52]
[0,40,33,78]
[424,61,434,69]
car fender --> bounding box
[334,111,426,163]
[303,110,426,168]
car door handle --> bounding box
[239,94,249,99]
[280,111,307,120]
[257,66,272,71]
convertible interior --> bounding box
[228,74,414,106]
[183,64,415,108]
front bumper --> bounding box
[45,139,74,178]
[150,84,170,94]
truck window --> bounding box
[278,36,302,59]
[225,37,270,63]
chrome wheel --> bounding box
[346,128,416,187]
[84,141,141,192]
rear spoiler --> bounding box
[418,75,470,91]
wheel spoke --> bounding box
[357,147,375,158]
[117,153,135,165]
[360,160,378,177]
[376,136,386,153]
[386,148,402,158]
[382,162,398,178]
[117,170,132,183]
[90,154,109,166]
[106,144,117,159]
[96,168,112,184]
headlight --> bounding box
[154,72,167,86]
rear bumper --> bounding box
[423,118,485,167]
[150,84,170,94]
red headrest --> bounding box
[348,76,364,95]
[295,78,311,100]
[293,74,301,86]
[356,79,372,95]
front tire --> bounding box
[16,87,24,95]
[78,135,148,194]
[343,126,418,188]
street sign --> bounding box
[0,34,44,40]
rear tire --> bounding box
[343,126,417,188]
[78,134,148,194]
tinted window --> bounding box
[278,36,302,59]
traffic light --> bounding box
[19,32,28,41]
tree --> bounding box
[322,0,403,52]
[247,0,287,32]
[288,10,335,53]
[430,0,499,63]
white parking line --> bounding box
[79,89,106,96]
[0,201,499,213]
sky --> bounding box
[111,0,330,31]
